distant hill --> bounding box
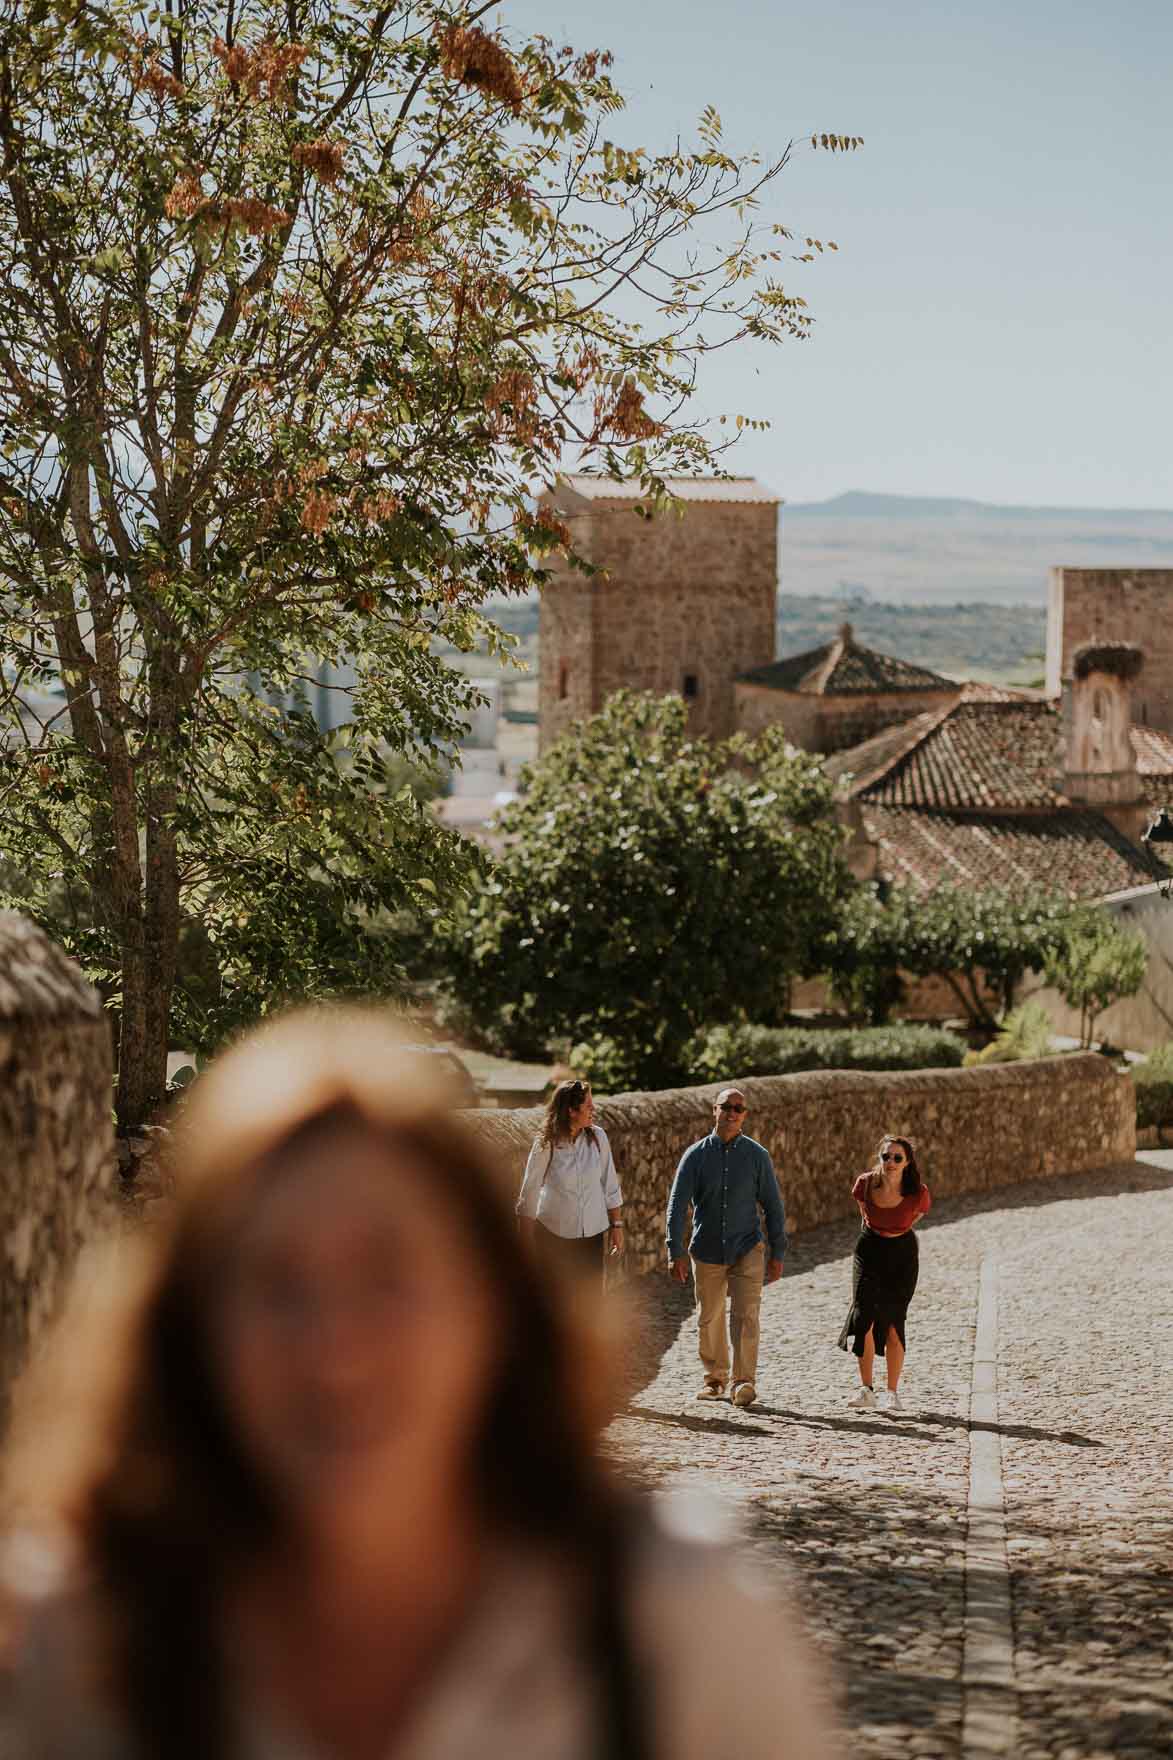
[783,490,1173,605]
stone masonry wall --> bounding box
[0,915,115,1430]
[470,1053,1135,1274]
[538,494,777,750]
[1046,568,1173,737]
[734,682,957,753]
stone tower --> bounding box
[1046,568,1173,735]
[537,476,779,751]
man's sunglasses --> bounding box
[880,1149,905,1163]
[718,1102,746,1113]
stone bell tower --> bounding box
[536,476,780,752]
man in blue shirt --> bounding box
[666,1086,786,1409]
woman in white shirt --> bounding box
[516,1078,623,1281]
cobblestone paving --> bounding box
[607,1158,1173,1760]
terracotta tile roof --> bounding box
[554,474,779,504]
[828,698,1173,810]
[861,805,1169,899]
[739,622,954,696]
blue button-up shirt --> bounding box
[666,1131,788,1266]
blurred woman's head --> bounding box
[5,1009,617,1756]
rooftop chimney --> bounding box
[1062,641,1143,812]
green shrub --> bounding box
[1132,1042,1173,1132]
[964,1001,1054,1066]
[572,1020,965,1094]
[683,1021,965,1084]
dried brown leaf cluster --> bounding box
[292,138,345,186]
[163,174,289,236]
[163,173,206,219]
[215,197,290,235]
[134,58,185,101]
[601,377,662,441]
[361,492,400,524]
[485,368,539,442]
[213,35,308,104]
[300,490,337,535]
[437,25,523,114]
[517,510,571,551]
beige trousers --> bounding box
[692,1243,766,1388]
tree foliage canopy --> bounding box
[436,690,851,1087]
[1042,909,1147,1048]
[825,883,1075,1028]
[0,0,852,1124]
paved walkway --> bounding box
[608,1156,1173,1760]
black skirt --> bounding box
[837,1226,919,1358]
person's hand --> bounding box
[671,1256,690,1284]
[765,1257,784,1284]
[608,1225,624,1256]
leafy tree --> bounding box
[824,883,1073,1029]
[0,1,856,1126]
[1042,909,1147,1049]
[436,691,851,1087]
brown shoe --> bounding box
[731,1382,757,1409]
[697,1380,726,1400]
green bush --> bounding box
[687,1021,964,1084]
[571,1020,964,1094]
[964,1001,1054,1066]
[1132,1042,1173,1132]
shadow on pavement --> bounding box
[618,1403,773,1439]
[754,1403,1101,1447]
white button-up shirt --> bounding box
[516,1128,622,1239]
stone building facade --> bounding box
[1046,567,1173,736]
[734,621,959,753]
[537,476,779,750]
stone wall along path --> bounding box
[471,1053,1135,1274]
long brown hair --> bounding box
[539,1076,598,1155]
[872,1134,923,1198]
[5,1011,624,1760]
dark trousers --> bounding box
[536,1222,606,1282]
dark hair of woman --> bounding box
[5,1013,635,1760]
[539,1076,598,1154]
[872,1134,922,1197]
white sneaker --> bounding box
[879,1389,902,1413]
[849,1387,877,1410]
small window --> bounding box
[558,662,569,702]
[682,673,699,700]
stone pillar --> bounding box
[0,914,114,1429]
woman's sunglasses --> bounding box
[880,1149,905,1163]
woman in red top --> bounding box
[837,1135,931,1412]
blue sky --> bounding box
[500,0,1173,508]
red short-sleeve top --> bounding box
[852,1173,931,1236]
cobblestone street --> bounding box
[609,1155,1173,1760]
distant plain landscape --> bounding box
[782,490,1173,606]
[477,490,1173,690]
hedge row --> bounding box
[682,1021,965,1084]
